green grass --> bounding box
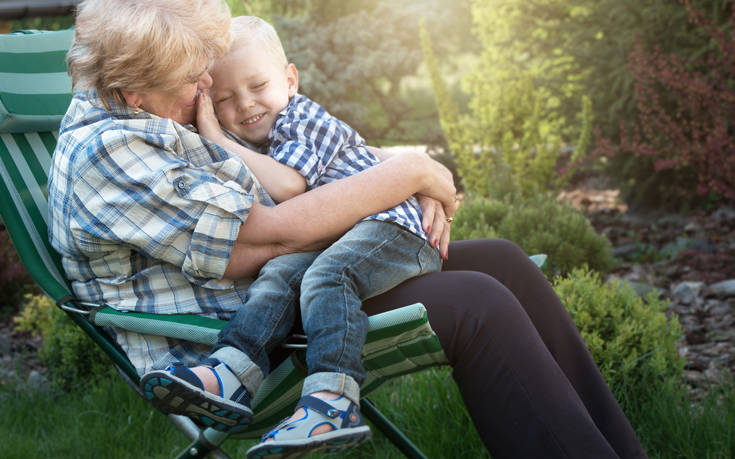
[624,379,735,458]
[1,368,733,458]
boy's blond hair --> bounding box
[230,16,288,68]
[68,0,231,108]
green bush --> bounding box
[14,294,111,391]
[553,268,684,400]
[451,194,613,277]
[421,10,592,200]
[269,0,474,146]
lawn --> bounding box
[1,367,733,458]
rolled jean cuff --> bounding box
[209,346,263,396]
[302,372,361,405]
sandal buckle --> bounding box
[326,408,340,418]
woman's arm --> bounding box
[197,91,306,202]
[367,145,455,259]
[222,150,455,278]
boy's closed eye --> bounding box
[214,94,231,103]
[251,81,267,91]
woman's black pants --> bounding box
[363,239,647,459]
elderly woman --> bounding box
[48,0,646,458]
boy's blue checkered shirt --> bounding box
[48,90,275,374]
[265,93,426,240]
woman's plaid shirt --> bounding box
[47,91,274,374]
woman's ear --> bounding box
[286,63,299,98]
[120,90,143,109]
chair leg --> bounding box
[170,415,231,459]
[361,398,428,459]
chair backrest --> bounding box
[0,28,74,302]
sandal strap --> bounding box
[166,359,250,407]
[202,357,251,407]
[296,395,363,429]
[167,362,204,389]
[260,395,364,442]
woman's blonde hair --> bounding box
[67,0,231,108]
[230,16,288,68]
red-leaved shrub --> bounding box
[596,0,735,203]
[0,226,36,313]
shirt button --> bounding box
[177,181,186,189]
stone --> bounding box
[684,221,702,233]
[625,281,664,298]
[27,370,48,391]
[613,243,639,259]
[704,279,735,298]
[704,362,729,383]
[711,206,735,223]
[672,281,705,304]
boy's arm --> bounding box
[196,92,306,202]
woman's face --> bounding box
[137,68,214,125]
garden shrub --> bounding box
[14,294,111,391]
[596,1,735,206]
[451,194,613,277]
[420,12,592,200]
[553,268,684,400]
[270,0,474,146]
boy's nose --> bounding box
[237,95,256,111]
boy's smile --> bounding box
[210,43,298,145]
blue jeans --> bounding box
[212,221,441,403]
[210,251,319,396]
[300,221,441,403]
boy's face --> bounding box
[210,42,298,145]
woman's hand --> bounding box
[366,146,457,219]
[406,151,456,219]
[195,90,227,144]
[417,195,454,260]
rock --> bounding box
[27,370,48,391]
[704,362,729,383]
[613,243,639,259]
[626,281,664,298]
[711,206,735,223]
[671,281,705,304]
[704,279,735,298]
[684,221,702,233]
[684,370,706,386]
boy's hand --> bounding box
[196,90,226,143]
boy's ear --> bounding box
[286,63,299,97]
[120,90,143,109]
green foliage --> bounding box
[270,0,473,145]
[12,293,54,336]
[553,268,684,399]
[13,294,111,391]
[421,9,592,199]
[625,377,735,458]
[10,15,73,31]
[451,194,613,276]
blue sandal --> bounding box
[246,395,371,458]
[140,359,252,432]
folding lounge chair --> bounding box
[0,28,547,458]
